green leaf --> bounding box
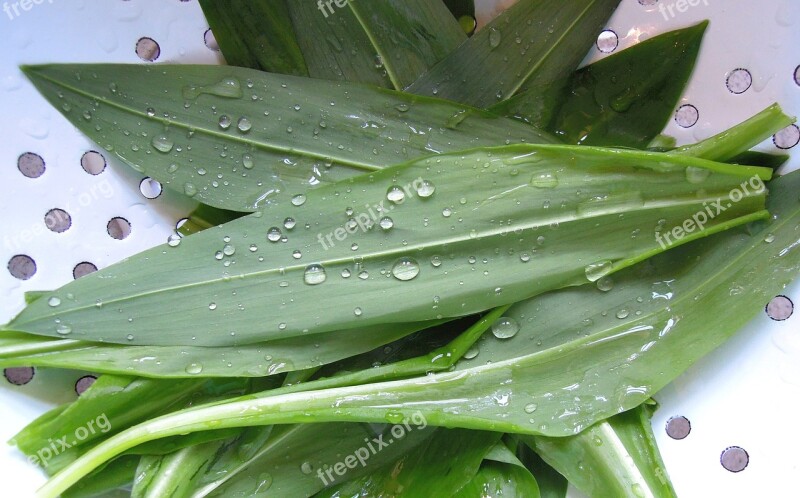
[317,429,501,497]
[21,63,555,212]
[286,0,466,90]
[452,460,541,498]
[525,405,676,498]
[515,445,568,498]
[0,321,436,378]
[499,22,708,148]
[407,0,621,107]
[131,441,222,498]
[4,145,768,347]
[37,169,800,497]
[198,0,308,75]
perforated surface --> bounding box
[0,1,798,496]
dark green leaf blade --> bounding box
[288,0,466,90]
[452,460,541,498]
[499,22,708,147]
[407,0,621,107]
[198,0,308,75]
[21,63,554,212]
[526,405,676,498]
[4,145,768,347]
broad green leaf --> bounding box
[21,64,555,212]
[35,169,800,498]
[407,0,621,107]
[497,22,707,148]
[525,405,676,498]
[131,441,221,498]
[4,145,769,347]
[316,429,501,497]
[0,321,437,378]
[198,0,308,75]
[286,0,466,90]
[36,167,800,497]
[515,445,567,498]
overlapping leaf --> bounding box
[3,145,769,347]
[22,64,555,212]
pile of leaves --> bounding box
[1,1,798,497]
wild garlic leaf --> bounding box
[21,64,555,212]
[407,0,621,107]
[493,22,708,148]
[198,0,309,75]
[4,145,768,347]
[524,405,676,498]
[285,0,466,89]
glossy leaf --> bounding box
[61,456,138,498]
[198,0,308,75]
[452,461,541,498]
[131,441,221,498]
[497,23,707,148]
[3,145,769,347]
[36,168,800,497]
[286,0,466,90]
[316,429,501,497]
[21,64,555,212]
[407,0,621,107]
[0,321,436,378]
[525,405,676,498]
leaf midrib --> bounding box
[28,68,381,173]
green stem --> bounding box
[671,103,795,161]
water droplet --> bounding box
[524,403,538,414]
[185,363,203,375]
[354,307,363,317]
[283,217,297,230]
[387,186,406,204]
[249,244,258,253]
[520,253,531,263]
[596,276,614,292]
[488,27,502,48]
[341,268,352,278]
[237,117,252,132]
[685,167,711,184]
[126,334,134,341]
[151,135,174,153]
[242,154,255,169]
[304,264,327,285]
[167,234,181,247]
[391,257,420,281]
[209,302,217,310]
[184,183,197,197]
[442,207,452,217]
[492,317,520,339]
[182,77,243,100]
[379,217,394,230]
[616,309,630,319]
[47,297,61,307]
[292,250,302,259]
[267,227,283,242]
[415,180,436,198]
[358,270,369,280]
[291,194,307,206]
[764,233,776,243]
[146,107,156,117]
[395,103,410,112]
[464,346,479,359]
[218,115,232,130]
[585,260,613,282]
[430,256,442,268]
[56,324,72,335]
[351,243,359,251]
[300,462,314,475]
[530,172,558,189]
